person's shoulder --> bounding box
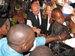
[55,21,62,25]
[28,12,33,15]
[12,16,17,20]
[24,13,27,15]
[24,13,27,19]
[12,16,17,23]
[0,38,7,47]
[0,37,7,42]
[42,18,47,21]
[27,12,34,17]
[52,21,58,25]
[27,12,35,19]
[52,21,62,28]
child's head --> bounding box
[7,24,35,53]
[52,8,65,24]
[0,19,9,39]
[29,45,54,56]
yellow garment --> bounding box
[12,13,27,25]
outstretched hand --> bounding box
[32,27,41,34]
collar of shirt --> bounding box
[47,16,51,30]
[35,11,41,25]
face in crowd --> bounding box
[16,10,23,17]
[31,2,40,16]
[7,24,35,53]
[52,8,65,24]
[46,6,52,17]
[0,22,9,36]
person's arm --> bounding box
[27,20,41,34]
[32,27,41,35]
[30,31,68,51]
[45,31,68,43]
[36,31,68,44]
[36,31,68,46]
[26,19,33,27]
[65,14,72,21]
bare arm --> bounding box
[69,20,73,29]
[45,31,68,44]
[65,14,72,21]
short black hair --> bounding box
[7,24,34,46]
[0,19,5,28]
[51,8,62,18]
[30,45,54,56]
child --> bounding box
[63,8,75,49]
[0,19,9,39]
[51,8,69,37]
[69,8,75,35]
[29,45,53,56]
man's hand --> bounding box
[32,27,41,34]
[36,28,41,34]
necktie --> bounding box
[37,15,39,28]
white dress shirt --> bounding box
[27,11,42,28]
[47,16,51,31]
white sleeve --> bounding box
[29,40,36,51]
[29,37,46,51]
[65,38,75,48]
[26,19,33,28]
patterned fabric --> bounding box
[12,13,27,25]
[17,17,25,24]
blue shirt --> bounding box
[0,36,46,56]
[35,36,45,47]
[0,38,23,56]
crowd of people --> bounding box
[0,0,75,56]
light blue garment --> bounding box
[0,38,23,56]
[0,36,46,56]
[29,36,46,51]
[35,36,46,47]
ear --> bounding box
[52,18,55,20]
[51,15,55,20]
[22,43,26,52]
[0,29,2,34]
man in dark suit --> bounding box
[27,2,43,36]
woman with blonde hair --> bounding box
[40,1,57,35]
[43,1,57,23]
